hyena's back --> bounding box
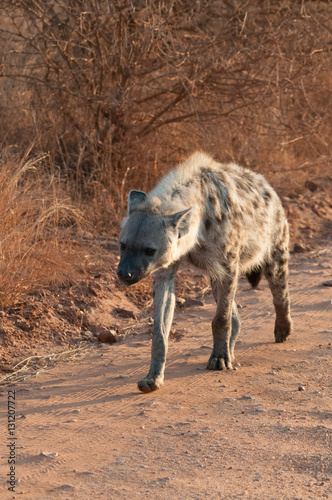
[150,152,289,277]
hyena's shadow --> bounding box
[163,339,276,379]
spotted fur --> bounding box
[117,152,292,392]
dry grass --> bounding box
[0,1,330,310]
[0,151,83,308]
[0,342,95,385]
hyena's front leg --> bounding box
[230,301,241,361]
[138,264,179,393]
[208,268,239,370]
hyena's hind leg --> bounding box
[211,280,241,362]
[264,243,292,343]
[208,268,240,369]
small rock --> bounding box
[293,243,311,253]
[113,307,137,319]
[305,180,319,192]
[0,364,13,372]
[17,320,33,332]
[82,231,93,239]
[322,280,332,287]
[83,330,95,338]
[57,304,64,310]
[182,298,204,308]
[70,304,80,311]
[235,363,241,367]
[298,385,306,391]
[41,451,58,458]
[176,297,185,306]
[170,328,185,340]
[88,283,102,296]
[97,330,117,344]
[119,374,130,378]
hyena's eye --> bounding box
[120,242,126,252]
[144,247,156,256]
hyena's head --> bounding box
[117,190,191,285]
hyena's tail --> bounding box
[246,267,263,289]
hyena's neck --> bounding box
[148,168,204,261]
[172,205,201,261]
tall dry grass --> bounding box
[0,151,83,308]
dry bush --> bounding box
[0,1,329,309]
[0,0,331,207]
[0,151,83,308]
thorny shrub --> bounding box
[0,1,330,307]
[0,0,330,207]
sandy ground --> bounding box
[0,244,331,500]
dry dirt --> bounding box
[0,180,331,499]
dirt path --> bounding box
[1,248,331,499]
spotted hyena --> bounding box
[117,152,292,393]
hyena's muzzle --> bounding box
[117,250,153,285]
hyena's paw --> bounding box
[207,354,233,370]
[274,319,292,343]
[138,376,163,393]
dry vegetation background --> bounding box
[0,0,331,306]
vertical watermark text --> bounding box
[7,390,17,492]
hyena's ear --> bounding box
[128,190,147,214]
[164,207,192,239]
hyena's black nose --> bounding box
[117,268,130,279]
[117,268,138,285]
